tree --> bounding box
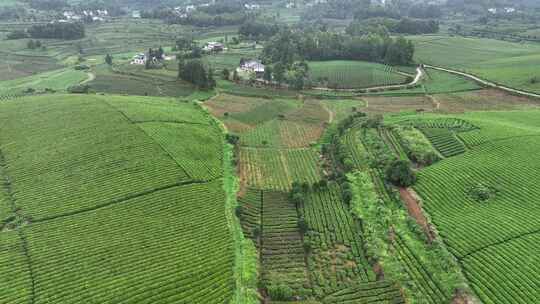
[105,54,113,65]
[177,56,185,79]
[273,62,286,85]
[27,40,35,49]
[207,67,216,88]
[263,65,273,83]
[178,59,215,89]
[157,46,164,60]
[232,69,240,82]
[222,68,230,80]
[385,159,417,187]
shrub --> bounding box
[68,84,89,94]
[297,218,308,234]
[267,283,293,301]
[385,159,417,187]
[234,205,243,218]
[469,183,497,202]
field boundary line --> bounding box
[425,65,540,99]
[134,120,209,126]
[32,180,209,224]
[17,229,37,304]
[459,228,540,260]
[100,99,193,179]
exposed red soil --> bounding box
[399,188,436,243]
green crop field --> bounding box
[308,60,408,89]
[3,3,540,303]
[408,110,540,304]
[412,35,540,94]
[239,147,322,191]
[0,94,237,303]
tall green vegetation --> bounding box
[262,28,415,66]
[27,22,85,40]
[178,58,216,89]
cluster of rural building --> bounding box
[60,9,108,23]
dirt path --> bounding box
[425,65,540,99]
[398,187,435,243]
[80,71,95,85]
[321,103,334,124]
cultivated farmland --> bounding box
[412,35,540,94]
[308,60,409,89]
[411,110,540,304]
[0,94,236,303]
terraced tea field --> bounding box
[308,60,408,89]
[410,110,540,304]
[0,94,236,303]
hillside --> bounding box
[0,94,236,304]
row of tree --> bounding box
[261,28,415,67]
[177,58,216,89]
[347,18,439,36]
[26,22,85,40]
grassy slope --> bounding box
[0,94,236,303]
[308,60,408,89]
[412,35,540,93]
[410,110,540,304]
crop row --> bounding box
[398,118,477,132]
[260,191,311,295]
[238,188,262,243]
[0,231,33,304]
[461,232,540,304]
[322,281,404,304]
[239,148,322,191]
[300,185,374,297]
[415,137,540,258]
[140,122,224,181]
[0,96,191,220]
[20,182,235,304]
[393,235,447,304]
[420,128,466,157]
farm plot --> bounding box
[413,112,540,304]
[238,188,262,243]
[139,122,224,181]
[322,281,404,304]
[0,93,236,303]
[104,95,212,124]
[261,191,311,296]
[308,61,408,89]
[0,95,191,220]
[0,231,33,304]
[460,233,540,304]
[239,148,322,191]
[301,184,374,297]
[412,35,540,94]
[22,182,235,304]
[88,65,195,97]
[0,68,88,98]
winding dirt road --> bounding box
[425,65,540,99]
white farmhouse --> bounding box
[240,59,265,77]
[131,53,146,65]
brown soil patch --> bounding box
[205,93,268,117]
[436,88,540,113]
[363,96,434,114]
[451,290,479,304]
[372,261,385,281]
[399,187,436,243]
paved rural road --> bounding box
[425,65,540,99]
[311,66,425,92]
